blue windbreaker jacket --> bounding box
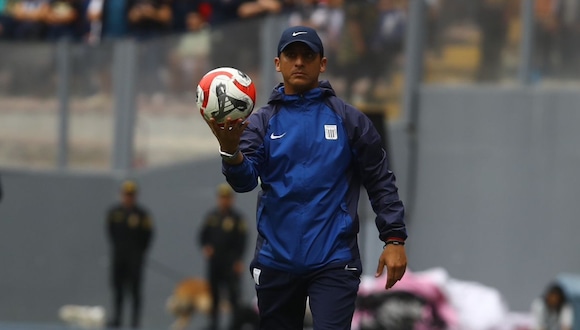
[223,81,406,273]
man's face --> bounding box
[546,291,563,309]
[275,42,327,95]
[122,192,136,207]
[218,195,234,211]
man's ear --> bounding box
[274,57,281,72]
[320,57,327,73]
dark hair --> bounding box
[544,283,567,311]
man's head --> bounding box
[275,26,327,95]
[120,180,138,207]
[217,183,234,211]
[544,284,566,310]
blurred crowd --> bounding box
[0,0,410,44]
[474,0,580,81]
[0,0,579,102]
[0,0,412,110]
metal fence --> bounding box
[0,0,578,172]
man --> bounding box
[476,0,508,82]
[126,0,171,39]
[45,0,83,41]
[106,180,154,329]
[10,0,50,40]
[531,283,573,330]
[207,26,407,330]
[199,183,247,330]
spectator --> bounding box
[199,183,247,330]
[171,0,208,34]
[168,3,211,98]
[237,0,282,20]
[370,0,406,85]
[0,0,16,39]
[10,0,50,40]
[206,0,245,26]
[45,0,83,41]
[425,0,442,56]
[557,0,580,79]
[83,0,129,106]
[476,0,508,82]
[288,0,345,76]
[531,283,574,330]
[208,0,281,72]
[85,0,130,43]
[533,0,560,80]
[234,0,282,86]
[127,0,171,39]
[105,180,154,329]
[126,0,173,101]
[287,0,317,27]
[336,0,378,103]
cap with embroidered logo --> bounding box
[277,26,324,57]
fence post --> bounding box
[111,40,138,173]
[402,0,427,220]
[519,0,535,85]
[259,16,287,106]
[56,39,71,169]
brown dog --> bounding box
[166,278,212,330]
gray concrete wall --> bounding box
[0,171,115,322]
[0,159,259,329]
[406,85,580,311]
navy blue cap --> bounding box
[277,26,324,57]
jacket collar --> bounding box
[267,80,336,104]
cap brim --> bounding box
[278,40,321,56]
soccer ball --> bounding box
[196,67,257,125]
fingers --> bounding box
[385,265,404,289]
[377,259,401,289]
[386,270,396,289]
[207,117,248,151]
[208,117,247,133]
[375,258,385,278]
[378,245,408,289]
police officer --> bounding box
[199,183,247,330]
[106,180,154,329]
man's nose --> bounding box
[294,55,305,66]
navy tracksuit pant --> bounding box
[250,259,362,330]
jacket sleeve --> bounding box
[222,110,268,192]
[343,103,407,242]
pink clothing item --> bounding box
[353,270,458,329]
